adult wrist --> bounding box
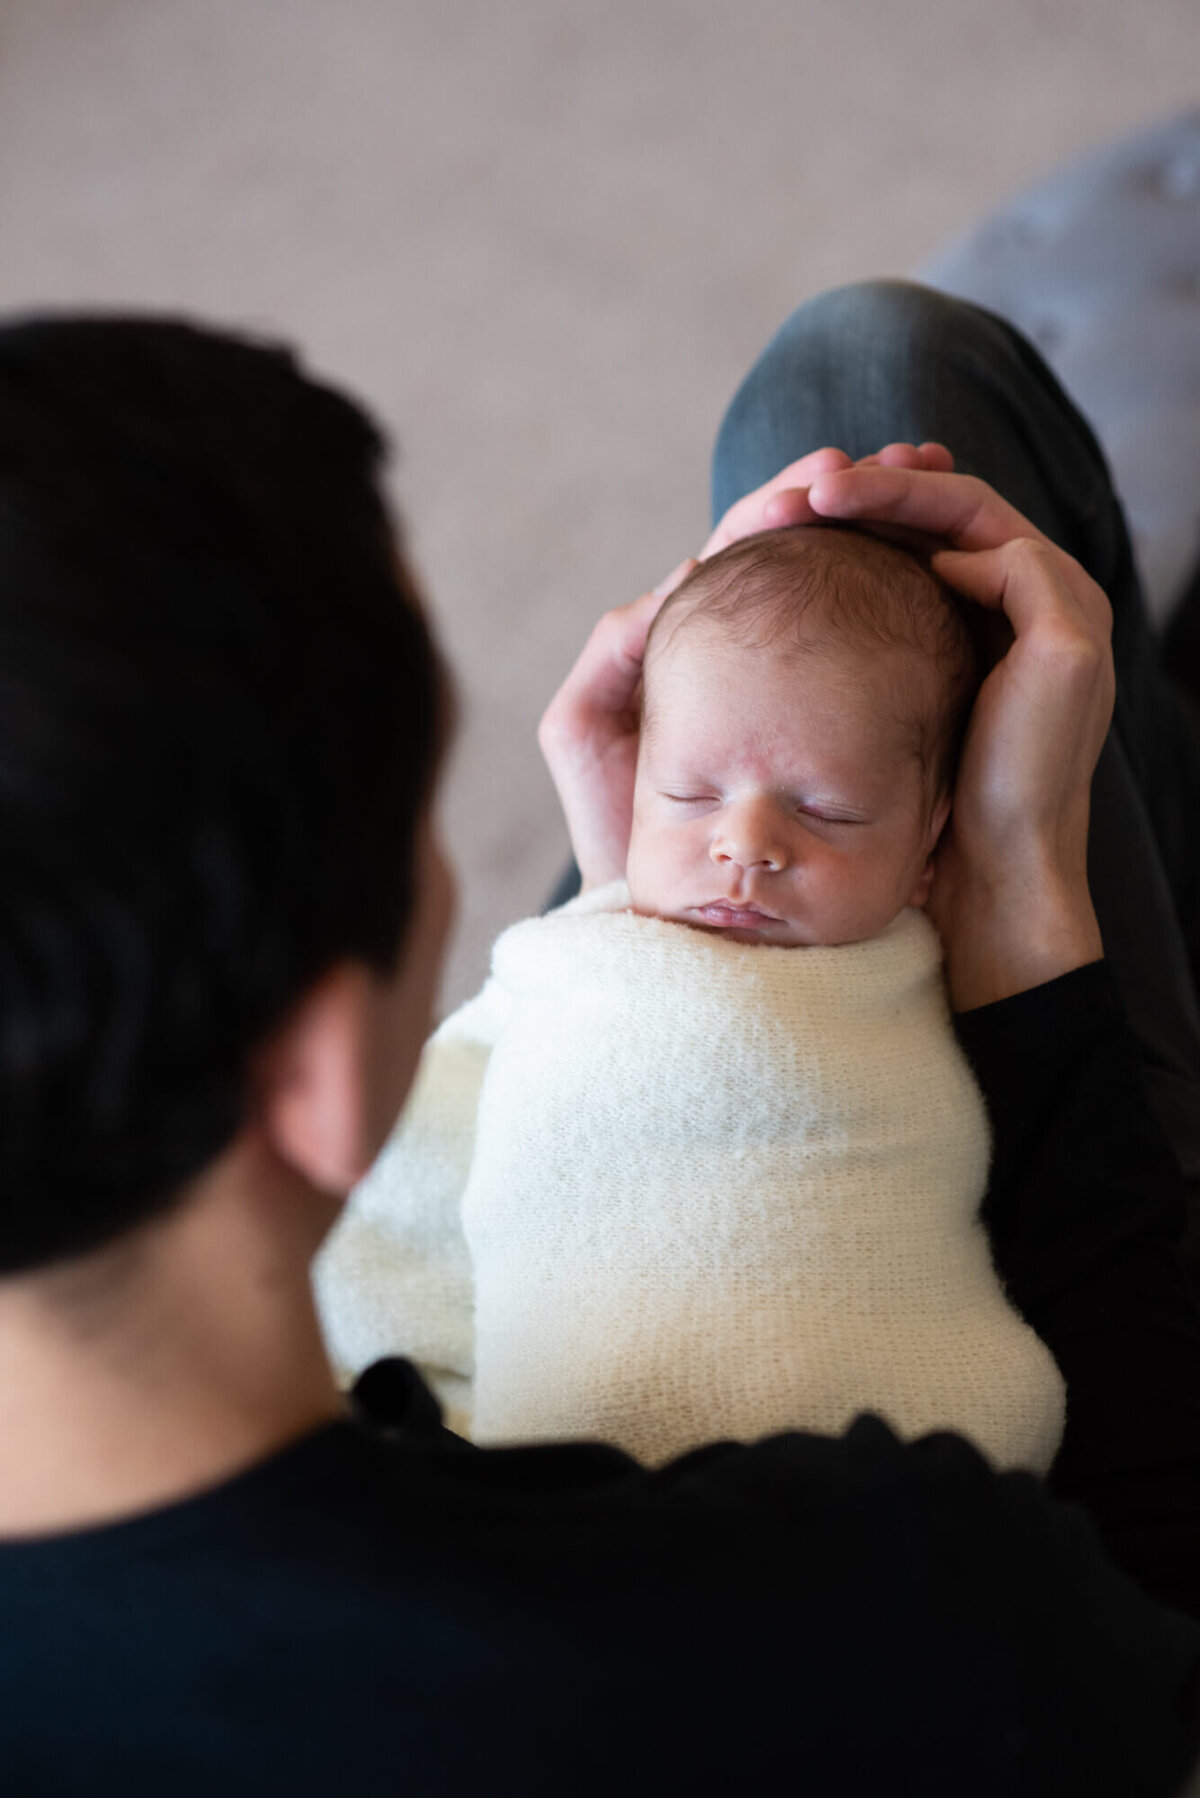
[938,868,1104,1012]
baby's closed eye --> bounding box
[794,803,869,826]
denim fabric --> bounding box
[712,280,1200,1267]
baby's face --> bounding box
[627,623,950,947]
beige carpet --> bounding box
[1,0,1197,1009]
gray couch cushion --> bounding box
[917,109,1200,629]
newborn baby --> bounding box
[315,526,1066,1472]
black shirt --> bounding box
[2,965,1198,1795]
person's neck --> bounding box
[0,1135,345,1538]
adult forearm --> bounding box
[956,966,1200,1619]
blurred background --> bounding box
[1,0,1196,1008]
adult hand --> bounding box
[802,464,1114,1009]
[537,560,694,893]
[539,443,953,891]
[699,440,955,557]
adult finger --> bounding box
[538,586,663,745]
[654,556,699,599]
[856,443,955,471]
[869,442,943,471]
[932,539,1113,644]
[806,465,1054,553]
[758,487,823,533]
[539,553,698,754]
[700,446,854,557]
[757,442,956,535]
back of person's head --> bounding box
[0,314,444,1274]
[644,526,982,797]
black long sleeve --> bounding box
[3,965,1200,1794]
[956,961,1200,1617]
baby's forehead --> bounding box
[645,612,941,722]
[641,612,952,793]
[646,639,918,780]
[644,525,959,681]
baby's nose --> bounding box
[711,804,788,872]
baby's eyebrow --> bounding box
[654,772,719,790]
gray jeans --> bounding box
[711,279,1200,1276]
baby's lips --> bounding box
[697,900,782,926]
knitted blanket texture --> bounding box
[314,882,1066,1471]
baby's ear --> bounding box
[907,793,952,910]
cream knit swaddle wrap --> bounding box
[314,881,1065,1472]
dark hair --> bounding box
[0,314,446,1273]
[644,526,982,795]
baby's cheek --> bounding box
[624,823,658,904]
[627,827,691,912]
[812,849,884,928]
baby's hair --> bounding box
[643,525,983,798]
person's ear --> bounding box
[907,792,952,910]
[251,961,378,1196]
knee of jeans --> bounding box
[711,279,979,517]
[772,278,975,366]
